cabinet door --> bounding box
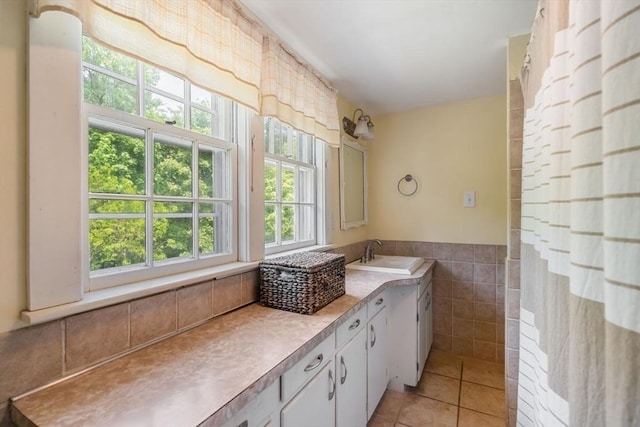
[336,328,367,427]
[417,287,428,381]
[281,362,336,427]
[367,305,388,420]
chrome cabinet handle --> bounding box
[370,324,376,348]
[375,298,384,306]
[328,369,336,401]
[304,354,324,372]
[348,319,361,330]
[340,355,348,385]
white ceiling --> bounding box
[240,0,537,115]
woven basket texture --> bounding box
[259,252,345,315]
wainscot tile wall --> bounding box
[0,270,260,425]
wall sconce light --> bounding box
[343,108,375,140]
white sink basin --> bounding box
[346,255,425,275]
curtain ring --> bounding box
[397,174,418,196]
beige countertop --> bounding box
[11,261,434,427]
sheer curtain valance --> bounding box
[260,37,340,146]
[28,0,340,143]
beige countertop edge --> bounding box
[12,260,435,427]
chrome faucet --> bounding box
[362,239,383,263]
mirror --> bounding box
[340,137,368,229]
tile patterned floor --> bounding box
[368,350,506,427]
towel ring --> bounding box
[397,174,418,196]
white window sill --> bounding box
[20,261,260,326]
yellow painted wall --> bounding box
[508,33,530,80]
[0,0,28,332]
[368,95,507,245]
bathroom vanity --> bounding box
[11,260,434,427]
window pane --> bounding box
[191,85,212,108]
[88,124,146,195]
[282,204,295,242]
[191,107,212,136]
[199,145,228,199]
[281,165,295,202]
[144,65,184,98]
[265,204,276,244]
[281,125,290,157]
[298,167,314,203]
[299,205,315,241]
[198,202,230,255]
[144,91,185,126]
[153,202,193,261]
[264,118,273,154]
[89,199,146,272]
[82,36,137,79]
[83,68,137,114]
[154,134,193,197]
[265,161,277,201]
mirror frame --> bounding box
[339,136,368,230]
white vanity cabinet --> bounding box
[366,291,389,420]
[220,378,280,427]
[387,272,433,391]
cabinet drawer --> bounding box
[367,290,387,320]
[281,332,335,402]
[221,378,280,427]
[336,306,366,349]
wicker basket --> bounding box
[259,252,346,315]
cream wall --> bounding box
[0,0,28,332]
[368,95,507,245]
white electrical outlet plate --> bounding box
[463,191,476,208]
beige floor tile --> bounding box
[425,350,463,379]
[462,357,505,390]
[367,414,395,427]
[397,394,458,427]
[459,382,505,418]
[373,389,405,422]
[458,408,505,427]
[410,372,460,405]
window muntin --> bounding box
[264,118,317,253]
[83,37,237,288]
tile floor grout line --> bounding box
[457,357,464,427]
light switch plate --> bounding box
[463,191,476,208]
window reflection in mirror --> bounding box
[340,138,367,229]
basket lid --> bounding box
[260,252,344,271]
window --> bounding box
[264,118,318,254]
[82,36,239,289]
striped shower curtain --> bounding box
[518,1,639,426]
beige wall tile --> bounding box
[453,318,474,339]
[379,240,398,256]
[507,349,519,379]
[474,245,496,264]
[433,315,453,336]
[497,317,505,345]
[509,169,522,199]
[506,291,520,320]
[509,108,524,140]
[213,275,243,316]
[509,79,524,108]
[474,283,496,303]
[507,378,518,409]
[510,199,522,230]
[241,270,260,305]
[507,319,520,349]
[130,291,176,348]
[434,261,452,279]
[508,259,521,289]
[453,244,474,262]
[0,321,62,402]
[474,303,497,323]
[0,401,12,427]
[496,346,505,364]
[65,304,129,373]
[433,243,453,260]
[433,279,452,298]
[433,297,452,317]
[396,241,415,256]
[496,285,505,305]
[509,408,517,427]
[452,281,473,301]
[496,245,507,264]
[509,230,521,259]
[452,337,474,357]
[453,299,474,320]
[433,333,452,352]
[474,322,497,342]
[414,241,434,259]
[509,139,523,169]
[473,340,497,362]
[496,264,505,285]
[474,263,496,284]
[177,281,213,330]
[452,262,474,282]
